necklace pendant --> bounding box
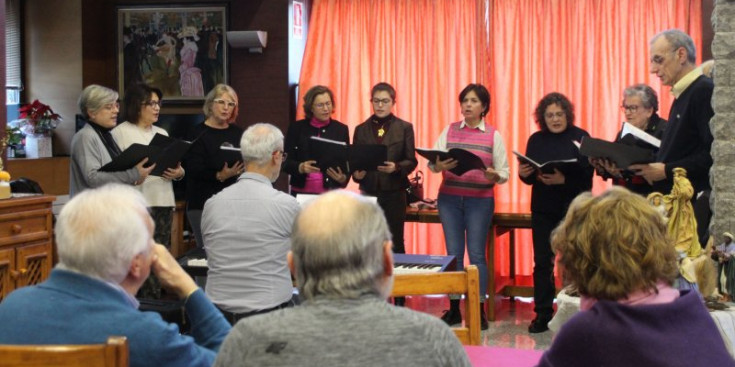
[378,128,385,137]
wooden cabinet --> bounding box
[0,195,55,301]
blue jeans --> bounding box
[437,193,494,300]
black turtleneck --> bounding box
[87,119,122,158]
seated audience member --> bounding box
[538,187,733,367]
[0,184,230,367]
[214,190,470,367]
[202,123,300,324]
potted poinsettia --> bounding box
[11,100,62,158]
[14,100,62,136]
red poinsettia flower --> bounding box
[14,100,62,136]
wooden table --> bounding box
[405,208,532,321]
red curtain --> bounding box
[298,0,481,258]
[298,0,702,279]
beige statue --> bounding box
[663,168,702,258]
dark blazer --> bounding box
[283,118,350,190]
[352,115,418,194]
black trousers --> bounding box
[531,211,563,318]
[375,190,407,254]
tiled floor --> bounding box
[403,295,553,351]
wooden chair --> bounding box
[391,265,481,345]
[0,336,129,367]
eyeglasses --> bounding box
[621,104,641,113]
[544,111,565,119]
[143,100,162,108]
[371,98,392,106]
[214,99,237,108]
[103,102,120,110]
[313,102,332,110]
[650,49,677,65]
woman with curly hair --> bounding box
[538,187,732,366]
[518,92,593,333]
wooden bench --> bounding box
[405,208,532,321]
[392,265,481,345]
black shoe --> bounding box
[394,297,406,307]
[528,314,552,333]
[440,308,462,326]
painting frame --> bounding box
[117,5,228,104]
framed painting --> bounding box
[117,5,228,103]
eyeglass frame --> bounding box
[274,150,288,160]
[620,104,643,113]
[544,111,566,120]
[142,100,162,108]
[102,101,121,110]
[371,98,393,106]
[313,101,333,110]
[213,99,237,108]
[650,48,679,66]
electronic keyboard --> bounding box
[178,250,456,277]
[392,254,456,275]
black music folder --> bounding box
[512,150,578,174]
[99,133,191,176]
[220,145,244,165]
[416,148,486,176]
[308,136,388,172]
[578,136,655,169]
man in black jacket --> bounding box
[630,29,714,243]
[630,29,713,195]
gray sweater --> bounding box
[69,124,139,197]
[214,295,471,367]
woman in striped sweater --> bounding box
[429,84,510,330]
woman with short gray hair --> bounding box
[70,84,154,197]
[591,84,666,196]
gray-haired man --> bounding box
[202,123,300,324]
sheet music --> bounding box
[621,122,661,148]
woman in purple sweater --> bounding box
[538,187,733,367]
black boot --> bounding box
[479,303,488,330]
[441,299,462,325]
[528,313,553,333]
